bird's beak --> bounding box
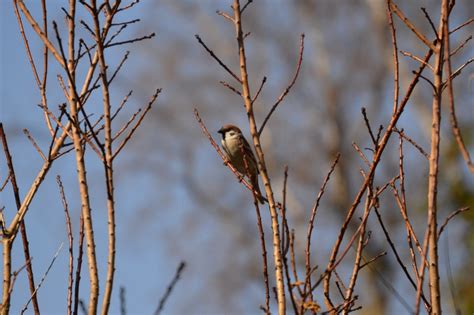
[217,127,224,134]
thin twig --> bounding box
[254,201,270,314]
[393,128,429,159]
[108,51,130,85]
[387,2,399,113]
[450,35,472,57]
[352,142,370,166]
[438,207,469,237]
[240,0,253,13]
[57,176,74,315]
[113,88,161,159]
[21,243,64,314]
[360,252,387,269]
[154,261,186,315]
[195,34,242,84]
[216,10,234,22]
[219,80,241,96]
[117,0,140,13]
[120,286,126,315]
[443,18,474,174]
[105,32,155,48]
[303,153,340,303]
[373,205,430,306]
[112,108,142,141]
[258,34,304,136]
[252,76,267,105]
[449,57,474,80]
[73,215,85,315]
[390,1,436,50]
[361,108,377,148]
[420,7,439,40]
[400,50,434,71]
[449,17,474,34]
[1,123,41,314]
[23,129,47,162]
[280,167,298,314]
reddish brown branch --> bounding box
[73,215,85,315]
[113,88,161,159]
[438,207,470,237]
[389,1,436,50]
[303,153,340,303]
[195,34,242,84]
[0,123,40,314]
[56,176,74,315]
[442,16,474,174]
[387,1,400,113]
[258,34,305,136]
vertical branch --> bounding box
[88,2,119,313]
[426,1,449,313]
[0,124,40,314]
[73,215,85,315]
[281,167,299,314]
[303,154,340,304]
[442,8,474,174]
[343,187,372,313]
[64,1,100,313]
[254,202,270,313]
[57,176,74,315]
[387,0,399,114]
[1,240,12,315]
[231,1,286,313]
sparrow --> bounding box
[218,124,265,204]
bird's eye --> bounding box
[229,131,235,136]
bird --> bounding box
[218,124,265,204]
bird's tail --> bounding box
[251,174,265,204]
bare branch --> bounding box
[216,10,234,22]
[449,17,474,34]
[195,34,242,84]
[450,35,472,57]
[21,243,64,314]
[360,252,387,269]
[361,107,378,148]
[393,128,429,159]
[252,76,267,105]
[390,1,436,50]
[15,0,65,67]
[108,51,130,85]
[113,88,161,159]
[73,216,85,315]
[304,153,340,303]
[438,207,470,237]
[105,32,156,48]
[154,262,186,315]
[240,0,253,13]
[56,176,74,315]
[400,50,434,71]
[449,57,474,80]
[258,34,304,136]
[23,129,47,162]
[219,80,241,96]
[387,2,399,113]
[443,19,474,174]
[420,7,439,40]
